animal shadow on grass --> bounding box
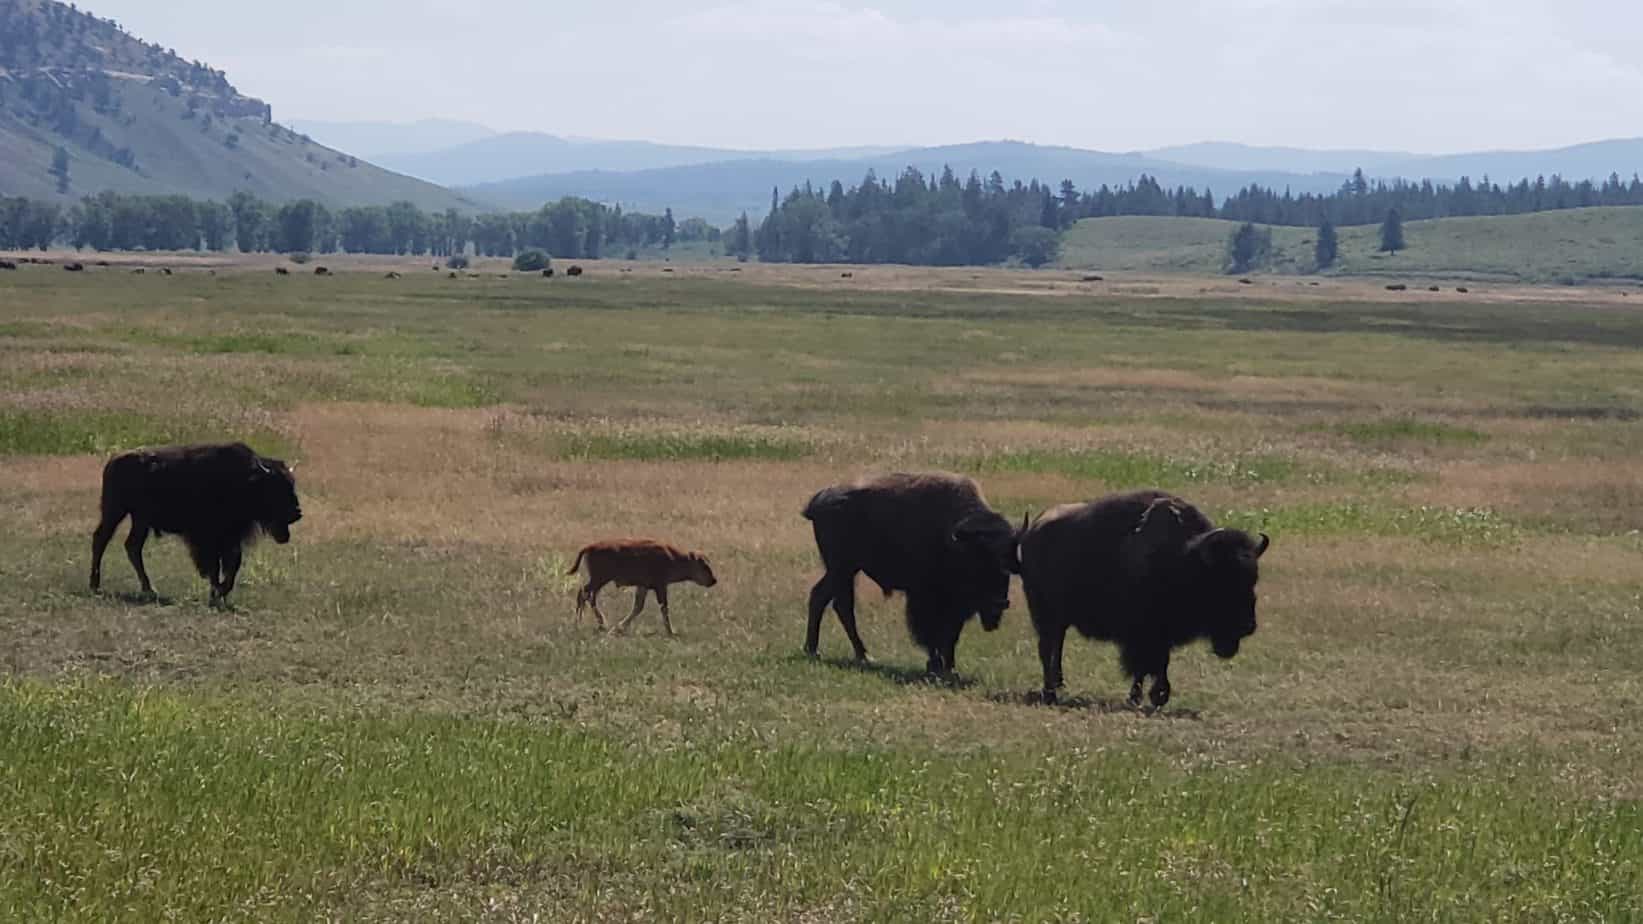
[811,654,979,690]
[104,590,179,608]
[989,689,1204,721]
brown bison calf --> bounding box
[567,539,717,635]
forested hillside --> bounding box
[0,0,472,209]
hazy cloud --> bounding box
[84,0,1643,152]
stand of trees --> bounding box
[750,168,1064,265]
[0,191,704,257]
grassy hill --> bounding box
[0,0,474,210]
[1060,207,1643,282]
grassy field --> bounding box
[1,260,1641,921]
[1061,207,1643,283]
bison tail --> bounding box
[564,548,586,577]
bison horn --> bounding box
[1255,532,1271,558]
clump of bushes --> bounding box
[512,250,551,272]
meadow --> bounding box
[1,258,1641,921]
[1060,207,1643,283]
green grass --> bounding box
[554,430,812,463]
[1060,207,1643,282]
[3,266,1643,920]
[3,681,1637,922]
[0,409,293,458]
[1326,418,1489,446]
[1221,502,1522,545]
[967,447,1297,487]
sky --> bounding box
[82,0,1643,154]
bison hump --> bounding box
[802,486,852,521]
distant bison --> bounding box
[566,265,584,277]
[803,473,1021,675]
[64,262,85,272]
[542,268,555,278]
[841,271,854,279]
[1082,274,1104,282]
[384,271,401,279]
[1456,286,1470,293]
[314,266,331,276]
[1386,283,1408,291]
[274,266,289,275]
[0,260,16,270]
[1020,490,1269,708]
[568,538,718,635]
[90,442,303,606]
[131,268,146,274]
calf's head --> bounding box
[949,511,1023,631]
[252,457,302,543]
[1184,527,1269,658]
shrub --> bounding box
[512,249,550,272]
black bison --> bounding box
[90,443,303,606]
[566,265,584,277]
[803,473,1021,675]
[1019,490,1269,708]
[314,266,331,276]
[567,538,717,635]
[542,268,555,278]
[0,260,16,270]
[274,266,290,275]
[64,262,85,272]
[159,267,173,276]
[384,271,401,279]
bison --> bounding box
[64,262,85,272]
[314,266,331,276]
[567,538,717,635]
[89,442,303,606]
[1019,490,1269,708]
[566,265,584,277]
[274,266,290,276]
[803,473,1021,675]
[0,260,16,270]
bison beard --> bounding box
[89,443,302,605]
[801,473,1021,676]
[1020,489,1269,708]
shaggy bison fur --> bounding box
[1019,490,1269,707]
[90,442,303,605]
[802,472,1021,675]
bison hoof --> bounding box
[1039,689,1059,706]
[1149,684,1171,709]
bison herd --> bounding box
[86,445,1269,709]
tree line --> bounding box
[741,168,1065,267]
[0,191,709,257]
[1068,169,1643,228]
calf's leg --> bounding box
[614,587,648,635]
[123,516,155,597]
[584,580,610,630]
[830,578,869,661]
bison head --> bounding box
[686,552,718,588]
[252,458,302,544]
[950,511,1022,631]
[1184,527,1270,658]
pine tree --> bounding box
[1039,191,1059,229]
[1378,208,1405,254]
[50,145,70,194]
[1314,219,1338,270]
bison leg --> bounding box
[215,545,243,605]
[655,585,675,636]
[614,587,647,635]
[1149,665,1172,709]
[1036,622,1068,704]
[123,516,156,598]
[830,578,869,662]
[90,510,125,592]
[804,576,834,657]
